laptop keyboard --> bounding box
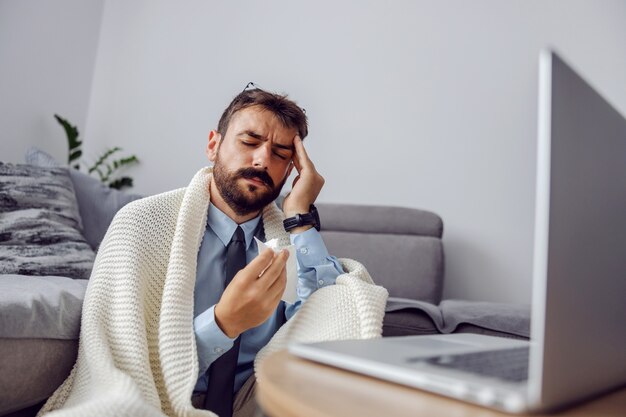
[411,346,530,383]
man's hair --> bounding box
[217,88,308,139]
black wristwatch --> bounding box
[283,204,321,232]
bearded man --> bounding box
[39,87,387,417]
[191,87,343,416]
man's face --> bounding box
[207,105,297,216]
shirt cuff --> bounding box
[193,305,236,372]
[290,227,331,266]
[290,227,341,287]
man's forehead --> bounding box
[231,106,279,127]
[230,107,297,144]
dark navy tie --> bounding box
[204,226,246,416]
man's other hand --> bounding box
[214,247,288,338]
[282,135,325,222]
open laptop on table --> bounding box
[289,49,626,414]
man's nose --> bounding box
[252,143,271,169]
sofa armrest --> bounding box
[383,297,530,340]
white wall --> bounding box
[0,0,104,163]
[4,1,626,303]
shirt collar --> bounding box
[207,203,261,249]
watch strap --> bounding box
[283,204,320,232]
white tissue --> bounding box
[254,237,298,303]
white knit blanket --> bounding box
[39,168,388,417]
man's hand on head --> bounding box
[282,135,325,232]
[214,248,288,339]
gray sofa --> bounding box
[318,204,530,340]
[0,160,529,416]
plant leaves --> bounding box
[88,147,122,174]
[109,177,133,189]
[112,155,139,169]
[54,115,139,190]
[54,114,81,151]
[92,166,104,181]
[69,150,82,162]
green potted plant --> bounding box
[55,114,139,190]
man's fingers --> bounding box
[292,154,302,173]
[240,248,275,281]
[291,175,301,189]
[292,135,313,172]
[291,143,303,173]
[257,249,288,288]
[267,266,287,297]
[293,135,308,158]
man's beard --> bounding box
[212,156,287,216]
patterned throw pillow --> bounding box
[0,162,95,279]
[25,146,143,250]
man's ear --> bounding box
[206,130,221,163]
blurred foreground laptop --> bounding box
[289,49,626,413]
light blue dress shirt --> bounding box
[193,204,344,393]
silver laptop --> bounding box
[289,49,626,414]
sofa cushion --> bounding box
[0,163,95,279]
[322,231,444,304]
[24,146,61,168]
[69,169,142,250]
[319,203,443,238]
[383,309,439,337]
[385,297,531,339]
[0,338,77,415]
[0,274,87,339]
[25,147,143,250]
[317,203,445,304]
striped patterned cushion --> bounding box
[0,162,95,279]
